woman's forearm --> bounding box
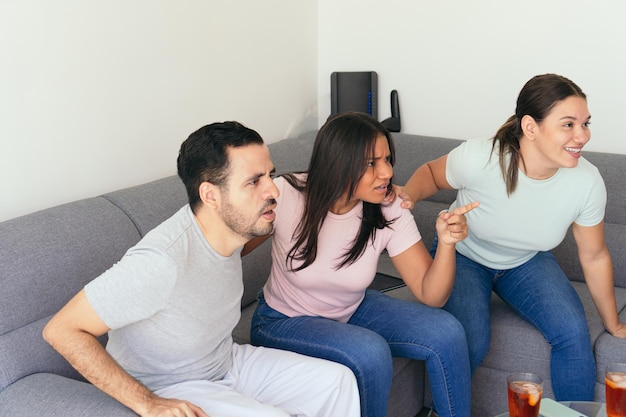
[405,156,451,202]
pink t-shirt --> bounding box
[263,175,421,323]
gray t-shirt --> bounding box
[446,138,606,269]
[85,205,243,391]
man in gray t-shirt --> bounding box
[43,122,360,417]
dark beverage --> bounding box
[606,370,626,417]
[507,373,542,417]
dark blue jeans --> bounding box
[251,289,471,417]
[440,244,595,400]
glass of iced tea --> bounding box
[507,372,543,417]
[606,362,626,417]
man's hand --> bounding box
[141,394,209,417]
[435,201,480,246]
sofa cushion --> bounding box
[0,317,86,394]
[0,373,136,416]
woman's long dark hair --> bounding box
[492,73,586,195]
[284,112,397,271]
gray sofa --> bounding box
[0,131,624,417]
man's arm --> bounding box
[42,290,209,417]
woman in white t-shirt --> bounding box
[403,73,626,401]
[245,112,477,417]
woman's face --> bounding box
[525,95,591,178]
[352,134,393,204]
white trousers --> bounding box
[154,344,360,417]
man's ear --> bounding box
[520,115,538,141]
[198,181,220,209]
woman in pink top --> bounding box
[246,112,477,417]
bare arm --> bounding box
[572,221,626,338]
[42,290,209,417]
[391,201,479,306]
[404,155,453,203]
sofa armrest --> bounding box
[0,373,137,417]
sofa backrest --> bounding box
[102,176,189,237]
[1,131,623,395]
[0,198,142,392]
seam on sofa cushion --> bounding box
[101,195,142,236]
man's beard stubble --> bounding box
[219,197,277,240]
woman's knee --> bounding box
[341,331,393,375]
[549,318,591,352]
[441,311,467,341]
[448,313,489,370]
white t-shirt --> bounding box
[85,205,243,391]
[263,175,421,323]
[446,138,606,269]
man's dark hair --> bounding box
[177,121,264,212]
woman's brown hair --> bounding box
[492,74,586,194]
[282,112,396,271]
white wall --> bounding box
[318,0,626,155]
[0,0,317,222]
[3,1,625,222]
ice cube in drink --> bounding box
[507,378,542,417]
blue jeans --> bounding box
[251,289,471,417]
[436,239,595,400]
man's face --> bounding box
[218,144,279,240]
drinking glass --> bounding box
[606,362,626,417]
[507,372,543,417]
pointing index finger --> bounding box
[451,201,480,216]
